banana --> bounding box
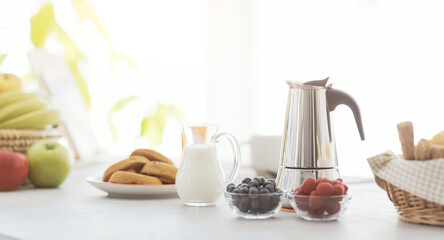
[0,108,61,129]
[0,97,52,123]
[0,91,43,108]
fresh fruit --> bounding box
[0,91,59,129]
[0,97,50,123]
[226,177,283,214]
[294,188,309,210]
[0,74,22,93]
[324,201,341,214]
[27,140,73,188]
[316,182,334,196]
[301,177,316,194]
[308,208,324,216]
[0,108,60,129]
[308,191,324,209]
[293,177,349,217]
[0,91,42,108]
[0,150,28,191]
[332,184,345,195]
[316,177,331,185]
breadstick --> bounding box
[415,139,432,160]
[430,145,444,159]
[397,121,415,160]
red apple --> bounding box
[0,150,28,191]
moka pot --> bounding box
[276,78,365,208]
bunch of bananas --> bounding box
[0,91,61,129]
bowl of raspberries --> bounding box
[225,177,285,219]
[288,177,351,221]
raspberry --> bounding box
[294,187,303,195]
[332,185,344,195]
[316,177,330,185]
[324,201,341,214]
[301,178,316,195]
[308,208,324,216]
[294,193,309,211]
[344,184,349,194]
[332,180,342,186]
[316,182,334,196]
[308,191,324,210]
[337,178,343,182]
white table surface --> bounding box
[1,161,443,240]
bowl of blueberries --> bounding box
[225,177,285,219]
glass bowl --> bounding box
[287,191,352,221]
[224,191,285,219]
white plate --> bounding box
[86,176,177,198]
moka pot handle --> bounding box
[326,87,365,141]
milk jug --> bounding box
[176,124,241,206]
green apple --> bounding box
[27,140,73,188]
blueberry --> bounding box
[275,188,282,194]
[248,187,259,199]
[239,201,250,212]
[259,177,265,185]
[248,180,259,188]
[265,184,275,192]
[249,199,260,213]
[259,189,271,203]
[226,183,236,192]
[268,201,278,211]
[259,202,271,213]
[227,186,236,193]
[260,188,270,194]
[232,188,240,201]
[265,179,276,187]
[239,187,249,194]
[240,195,250,204]
[249,208,259,214]
[242,177,251,184]
[250,199,260,209]
[271,194,281,204]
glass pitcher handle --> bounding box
[212,132,241,189]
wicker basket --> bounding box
[0,128,62,154]
[375,175,444,226]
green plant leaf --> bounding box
[71,0,138,71]
[0,54,7,67]
[140,104,185,146]
[30,4,91,108]
[30,5,55,48]
[108,96,138,141]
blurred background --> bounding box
[1,0,444,177]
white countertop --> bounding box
[0,162,443,240]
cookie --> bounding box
[397,121,415,160]
[140,161,177,184]
[109,171,162,185]
[103,156,150,182]
[130,149,174,165]
[159,177,175,184]
[415,139,432,160]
